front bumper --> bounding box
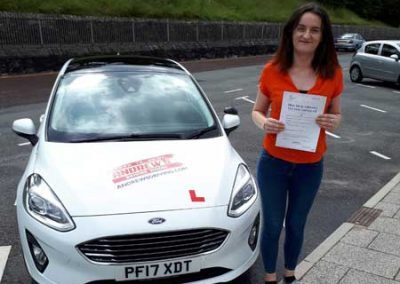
[18,203,260,284]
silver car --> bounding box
[350,40,400,83]
[335,33,365,51]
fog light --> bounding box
[249,226,257,245]
[32,244,47,266]
[26,230,48,273]
[248,213,260,251]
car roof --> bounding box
[340,33,360,36]
[364,40,400,45]
[63,55,189,75]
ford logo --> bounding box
[148,217,166,225]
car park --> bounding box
[12,56,261,284]
[334,33,365,51]
[349,40,400,83]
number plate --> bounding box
[115,258,201,281]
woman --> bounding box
[252,3,343,284]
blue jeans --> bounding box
[257,149,323,273]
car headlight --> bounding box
[23,174,75,232]
[228,164,258,217]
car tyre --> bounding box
[350,66,363,83]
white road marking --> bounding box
[360,104,387,113]
[370,151,391,160]
[18,142,31,146]
[356,84,375,89]
[325,131,341,139]
[224,88,243,94]
[393,90,400,94]
[235,96,255,104]
[0,246,11,282]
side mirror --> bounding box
[222,107,240,135]
[12,118,38,146]
[390,54,399,61]
[223,106,238,115]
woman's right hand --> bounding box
[263,118,285,134]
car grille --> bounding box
[77,228,229,264]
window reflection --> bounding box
[49,72,216,141]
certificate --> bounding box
[276,91,326,152]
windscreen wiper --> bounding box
[184,125,218,139]
[69,133,184,143]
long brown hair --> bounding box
[271,2,339,79]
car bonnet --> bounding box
[33,137,241,216]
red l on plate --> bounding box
[189,190,205,202]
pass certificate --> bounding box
[276,91,326,152]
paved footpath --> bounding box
[297,172,400,284]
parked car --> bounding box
[12,56,261,284]
[350,40,400,83]
[335,33,365,51]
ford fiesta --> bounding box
[12,56,261,284]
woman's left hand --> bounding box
[316,113,341,132]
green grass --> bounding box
[0,0,384,26]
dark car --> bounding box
[335,33,365,51]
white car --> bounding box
[350,40,400,84]
[12,56,261,284]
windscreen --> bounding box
[47,71,217,142]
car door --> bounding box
[361,43,382,79]
[378,43,400,82]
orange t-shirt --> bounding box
[259,62,343,163]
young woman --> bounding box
[252,3,343,284]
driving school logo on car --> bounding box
[112,154,187,188]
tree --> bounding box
[316,0,399,27]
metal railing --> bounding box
[0,12,399,46]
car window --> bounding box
[364,43,380,55]
[48,71,217,142]
[381,44,399,57]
